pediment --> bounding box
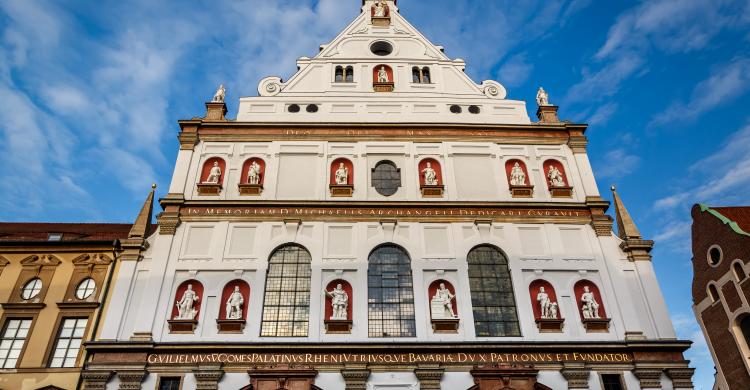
[72,253,113,266]
[36,386,65,390]
[0,255,9,267]
[20,254,61,267]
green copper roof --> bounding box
[698,204,750,237]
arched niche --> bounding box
[427,279,459,333]
[197,157,226,195]
[239,157,265,195]
[573,280,610,332]
[217,279,250,333]
[418,158,444,198]
[529,279,564,333]
[505,159,533,198]
[168,280,204,333]
[329,158,354,199]
[370,1,391,17]
[542,159,572,197]
[373,65,394,92]
[323,279,353,330]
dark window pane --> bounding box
[260,245,311,337]
[159,377,182,390]
[467,245,520,337]
[372,161,401,196]
[368,245,416,337]
[601,374,625,390]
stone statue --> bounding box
[247,161,261,185]
[377,66,389,83]
[204,162,222,184]
[373,0,388,17]
[334,162,349,185]
[175,284,199,320]
[550,302,559,319]
[225,286,244,320]
[536,87,550,106]
[421,162,438,186]
[430,283,457,319]
[325,283,349,320]
[580,286,601,319]
[212,84,226,103]
[537,287,558,319]
[547,165,565,187]
[509,162,527,186]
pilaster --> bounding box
[117,370,148,390]
[194,365,225,390]
[414,366,445,389]
[340,367,371,390]
[560,363,590,389]
[666,367,695,389]
[81,370,113,390]
[632,368,663,389]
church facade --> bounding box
[82,1,694,389]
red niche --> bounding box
[171,280,204,321]
[330,158,354,185]
[542,159,569,188]
[505,159,530,185]
[240,158,265,185]
[529,280,559,320]
[428,280,457,317]
[324,280,352,321]
[418,158,443,186]
[373,65,394,83]
[573,280,607,320]
[200,157,226,184]
[218,279,250,320]
[370,2,390,17]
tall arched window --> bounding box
[334,66,344,82]
[368,245,416,337]
[422,67,431,83]
[467,245,520,337]
[739,315,750,358]
[260,244,312,337]
[345,66,354,82]
[412,67,421,83]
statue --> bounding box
[509,162,527,186]
[334,162,349,185]
[537,287,558,319]
[373,0,388,17]
[536,87,550,106]
[175,284,199,320]
[325,284,349,320]
[430,283,457,319]
[377,66,389,83]
[550,302,559,319]
[204,161,222,184]
[212,84,226,103]
[224,286,244,320]
[547,165,565,187]
[247,161,261,185]
[580,286,601,319]
[421,162,438,186]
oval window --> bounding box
[21,278,43,300]
[370,41,393,56]
[76,278,97,300]
[371,161,401,196]
[708,245,722,266]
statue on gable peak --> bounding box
[372,0,389,18]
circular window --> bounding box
[306,104,319,113]
[370,41,393,56]
[21,278,43,300]
[76,278,97,300]
[450,105,462,114]
[708,245,723,266]
[469,105,481,114]
[288,104,300,113]
[371,161,401,197]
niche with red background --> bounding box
[505,159,534,198]
[428,279,459,333]
[168,279,204,333]
[573,280,610,332]
[373,65,394,92]
[238,157,265,196]
[370,1,391,27]
[323,279,353,334]
[418,158,444,198]
[217,279,250,333]
[542,159,573,197]
[197,157,226,195]
[529,280,564,332]
[329,158,354,197]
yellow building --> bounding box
[0,189,154,390]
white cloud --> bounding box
[594,148,641,179]
[497,53,533,88]
[587,102,618,126]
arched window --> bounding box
[708,284,720,303]
[738,315,750,358]
[467,245,520,337]
[334,66,344,82]
[371,160,401,196]
[368,245,416,337]
[422,67,431,83]
[412,67,421,83]
[260,244,312,337]
[345,66,354,82]
[735,262,747,282]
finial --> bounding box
[610,185,616,192]
[152,183,157,190]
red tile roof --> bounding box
[0,223,133,243]
[713,207,750,233]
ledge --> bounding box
[57,301,100,310]
[238,184,263,196]
[0,302,46,311]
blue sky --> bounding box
[1,0,749,387]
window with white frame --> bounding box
[49,317,88,368]
[75,278,96,300]
[0,318,32,368]
[21,278,42,300]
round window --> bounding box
[288,104,300,113]
[469,105,481,114]
[371,161,401,197]
[708,245,723,266]
[370,41,393,56]
[76,278,97,300]
[306,104,319,113]
[21,278,43,300]
[450,105,462,114]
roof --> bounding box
[0,223,133,243]
[697,205,750,237]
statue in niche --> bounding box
[212,84,226,103]
[373,0,388,17]
[580,286,601,319]
[247,160,262,185]
[325,283,349,320]
[431,283,457,319]
[537,286,558,319]
[536,87,550,106]
[175,284,199,320]
[334,162,349,185]
[204,161,222,184]
[225,286,244,320]
[377,66,389,83]
[547,165,565,187]
[422,162,439,186]
[510,162,527,186]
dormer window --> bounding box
[47,233,62,241]
[335,66,354,83]
[412,66,431,84]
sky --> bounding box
[1,0,749,387]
